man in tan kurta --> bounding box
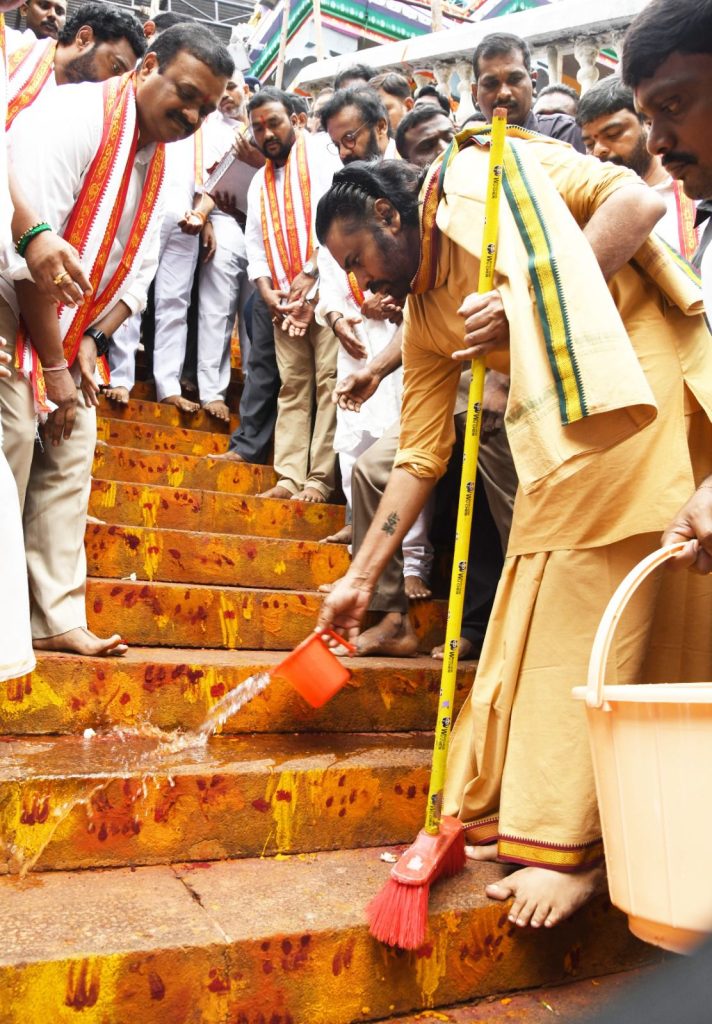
[315,132,712,928]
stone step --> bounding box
[85,579,446,652]
[96,418,230,458]
[98,395,238,434]
[0,851,656,1024]
[93,443,276,494]
[89,479,346,541]
[84,522,351,591]
[0,732,433,871]
[2,650,474,736]
[378,967,658,1023]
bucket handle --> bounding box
[585,542,690,709]
[317,628,358,655]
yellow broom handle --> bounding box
[425,108,507,835]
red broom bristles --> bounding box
[366,820,467,950]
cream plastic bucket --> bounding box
[572,543,712,954]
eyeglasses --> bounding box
[327,122,369,155]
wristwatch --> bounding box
[84,325,112,358]
[302,258,318,278]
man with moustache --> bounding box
[578,76,699,258]
[473,32,585,152]
[0,24,232,657]
[622,0,712,572]
[244,87,341,503]
[320,87,398,165]
[16,0,63,39]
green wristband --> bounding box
[15,222,52,258]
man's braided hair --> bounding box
[315,160,426,245]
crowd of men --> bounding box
[1,0,712,946]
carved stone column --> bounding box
[574,37,600,94]
[454,58,475,124]
[433,60,453,100]
[546,43,562,85]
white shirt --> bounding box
[0,31,13,267]
[245,130,341,283]
[202,110,257,219]
[0,80,162,317]
[162,132,201,219]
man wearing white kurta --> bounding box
[245,87,341,502]
[197,90,256,419]
[0,25,232,656]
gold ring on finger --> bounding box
[53,271,70,287]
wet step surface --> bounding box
[379,966,659,1023]
[0,732,433,871]
[96,418,231,458]
[3,649,475,735]
[89,479,346,541]
[0,851,656,1024]
[99,395,238,433]
[85,578,447,652]
[84,522,351,590]
[93,442,277,494]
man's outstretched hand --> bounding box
[661,482,712,573]
[316,574,373,648]
[332,366,381,413]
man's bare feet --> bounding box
[103,386,129,404]
[431,636,478,660]
[355,611,419,657]
[404,574,432,600]
[259,485,294,500]
[161,395,200,414]
[212,449,246,463]
[293,486,327,503]
[465,843,500,862]
[321,523,352,545]
[486,865,606,929]
[34,627,128,657]
[203,399,230,422]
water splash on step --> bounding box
[5,672,273,875]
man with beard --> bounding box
[395,104,455,168]
[473,32,585,153]
[16,0,64,39]
[578,76,699,259]
[622,0,712,573]
[245,86,341,502]
[6,2,144,126]
[314,126,712,927]
[320,87,398,165]
[0,24,232,658]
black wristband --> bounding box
[330,313,344,334]
[84,325,111,358]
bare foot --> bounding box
[321,524,352,545]
[203,399,230,422]
[293,486,327,503]
[34,626,128,657]
[161,395,200,414]
[103,386,129,405]
[431,636,478,660]
[465,843,500,862]
[486,865,606,929]
[355,611,419,657]
[404,574,432,600]
[211,449,246,463]
[259,485,295,500]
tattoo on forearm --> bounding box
[381,511,399,536]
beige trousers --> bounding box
[0,296,96,639]
[272,319,337,498]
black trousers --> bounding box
[228,293,280,464]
